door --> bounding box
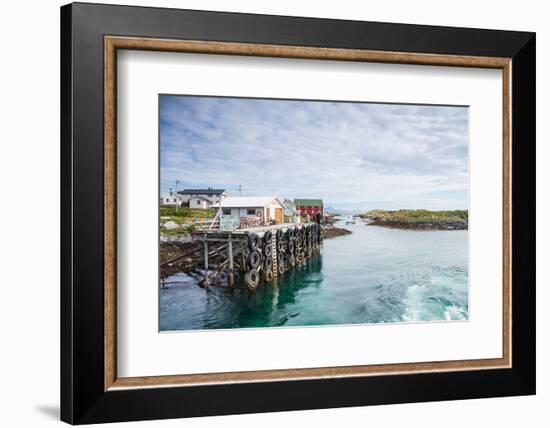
[275,208,283,224]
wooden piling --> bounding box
[203,235,209,288]
[228,236,234,286]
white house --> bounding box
[177,188,227,206]
[220,196,287,224]
[160,188,183,206]
[188,196,213,209]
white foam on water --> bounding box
[401,269,468,323]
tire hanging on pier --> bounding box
[289,254,296,268]
[263,230,272,245]
[278,263,285,275]
[263,243,272,258]
[276,229,283,241]
[264,256,273,271]
[263,269,274,282]
[245,269,260,290]
[286,228,294,240]
[247,250,262,269]
[248,233,260,251]
[288,239,295,253]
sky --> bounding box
[160,95,469,212]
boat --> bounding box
[345,216,356,225]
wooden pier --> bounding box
[161,223,323,290]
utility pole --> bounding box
[238,184,242,196]
[175,179,181,212]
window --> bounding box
[173,198,176,203]
[196,200,201,206]
[223,209,231,215]
[247,208,256,215]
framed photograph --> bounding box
[61,2,535,424]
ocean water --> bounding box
[159,220,468,331]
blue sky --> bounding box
[160,95,468,211]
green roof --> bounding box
[294,199,323,207]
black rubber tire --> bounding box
[276,229,283,241]
[288,240,294,253]
[276,239,284,252]
[278,251,285,264]
[247,250,262,269]
[264,269,274,282]
[286,228,294,240]
[245,269,260,290]
[278,263,285,275]
[264,244,272,258]
[263,230,272,244]
[289,254,296,267]
[248,233,260,251]
[264,256,273,271]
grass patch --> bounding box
[160,224,196,236]
[365,209,468,223]
[160,206,216,219]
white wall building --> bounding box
[220,196,287,224]
[160,188,183,206]
[188,196,213,209]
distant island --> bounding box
[360,209,468,230]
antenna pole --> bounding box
[175,179,181,212]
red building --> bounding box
[294,199,324,219]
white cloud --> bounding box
[160,96,468,210]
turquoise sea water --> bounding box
[159,219,468,331]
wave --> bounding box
[401,266,468,322]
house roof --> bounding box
[162,189,182,198]
[221,196,282,208]
[294,198,324,207]
[178,188,225,195]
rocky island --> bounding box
[360,209,468,230]
[322,226,352,239]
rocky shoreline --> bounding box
[322,226,352,239]
[360,209,468,230]
[160,239,203,278]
